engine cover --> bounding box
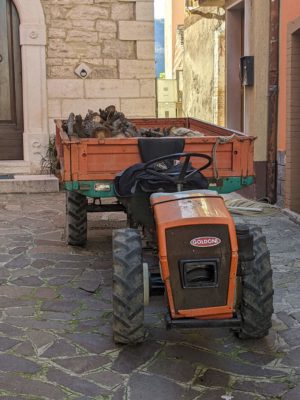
[151,191,238,319]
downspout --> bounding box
[266,0,280,204]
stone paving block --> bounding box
[277,311,298,328]
[195,369,230,388]
[0,254,11,262]
[112,342,161,374]
[77,319,102,332]
[40,299,80,313]
[163,344,285,378]
[30,252,97,262]
[232,379,289,397]
[77,310,103,319]
[14,341,36,356]
[128,373,198,400]
[86,370,124,389]
[47,275,74,285]
[27,329,56,351]
[290,311,300,323]
[237,351,277,365]
[0,354,40,373]
[0,323,25,337]
[282,347,300,368]
[34,287,58,299]
[0,297,36,309]
[4,255,31,269]
[53,355,110,373]
[0,337,21,351]
[10,276,44,287]
[279,327,300,347]
[282,385,300,400]
[62,332,117,354]
[41,339,78,358]
[47,367,110,397]
[4,317,67,332]
[80,297,112,311]
[0,373,66,399]
[4,306,36,317]
[111,386,126,400]
[75,270,103,292]
[41,311,75,321]
[31,259,55,269]
[59,286,94,300]
[198,389,241,400]
[146,357,196,383]
[8,246,27,255]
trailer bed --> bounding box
[55,117,255,197]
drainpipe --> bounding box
[266,0,280,204]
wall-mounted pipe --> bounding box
[266,0,280,204]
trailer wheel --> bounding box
[112,229,145,344]
[65,191,87,246]
[238,226,274,339]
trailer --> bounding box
[55,117,255,246]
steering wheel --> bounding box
[144,152,212,189]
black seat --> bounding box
[138,138,185,162]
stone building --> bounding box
[0,0,155,176]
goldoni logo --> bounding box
[190,237,221,248]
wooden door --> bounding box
[0,0,23,160]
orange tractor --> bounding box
[55,117,273,344]
[112,148,273,343]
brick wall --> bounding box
[41,0,156,133]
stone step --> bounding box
[0,175,59,194]
[0,161,31,175]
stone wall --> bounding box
[40,0,156,134]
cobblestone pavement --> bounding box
[0,192,300,399]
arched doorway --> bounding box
[0,0,23,160]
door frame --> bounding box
[286,17,300,213]
[225,0,244,132]
[2,0,48,172]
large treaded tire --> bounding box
[112,229,145,344]
[65,191,87,246]
[238,226,274,339]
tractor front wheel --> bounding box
[112,228,145,344]
[65,191,87,246]
[238,226,274,339]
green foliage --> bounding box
[40,136,58,175]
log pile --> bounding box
[63,106,204,139]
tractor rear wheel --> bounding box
[65,191,87,246]
[112,228,145,344]
[238,226,274,339]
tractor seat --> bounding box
[138,138,185,162]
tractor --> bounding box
[111,139,274,344]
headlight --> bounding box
[94,183,111,192]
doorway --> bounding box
[226,0,244,132]
[0,0,23,160]
[286,28,300,213]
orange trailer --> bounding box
[55,117,255,198]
